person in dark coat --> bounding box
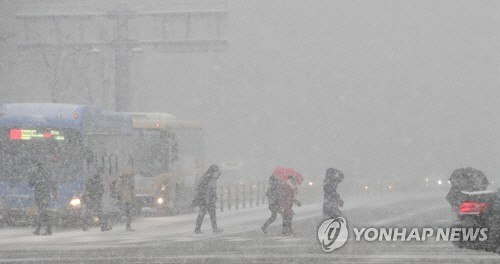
[278,175,301,235]
[30,162,57,236]
[446,167,489,211]
[193,165,223,234]
[261,175,282,233]
[323,168,344,219]
[82,172,108,231]
[115,158,135,231]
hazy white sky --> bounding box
[2,0,499,183]
[129,1,500,182]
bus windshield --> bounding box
[133,129,169,177]
[0,128,84,185]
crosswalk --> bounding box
[1,194,500,263]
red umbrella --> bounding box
[272,167,304,185]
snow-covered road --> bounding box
[0,191,438,250]
[2,190,500,263]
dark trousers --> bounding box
[123,202,132,228]
[195,205,217,231]
[282,213,293,235]
[34,202,51,233]
[323,206,343,220]
[262,210,277,231]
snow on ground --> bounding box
[0,190,445,251]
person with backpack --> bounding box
[446,167,488,212]
[193,165,223,234]
[30,161,57,236]
[261,175,282,233]
[115,158,135,231]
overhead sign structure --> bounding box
[17,1,228,111]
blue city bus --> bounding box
[0,103,133,226]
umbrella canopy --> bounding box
[272,167,304,185]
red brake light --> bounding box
[10,129,22,140]
[459,201,489,215]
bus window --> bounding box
[0,128,84,185]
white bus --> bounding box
[129,112,205,214]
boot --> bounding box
[213,228,224,234]
[42,226,52,236]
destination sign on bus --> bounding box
[10,129,65,141]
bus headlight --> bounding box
[70,197,81,207]
[157,197,164,205]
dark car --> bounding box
[452,190,500,252]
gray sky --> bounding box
[129,0,500,182]
[2,0,500,183]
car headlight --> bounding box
[157,197,164,205]
[70,197,81,207]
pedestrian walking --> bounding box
[261,175,282,233]
[322,168,344,219]
[82,172,109,231]
[115,158,135,231]
[30,161,57,236]
[278,175,301,235]
[193,165,223,234]
[446,167,488,212]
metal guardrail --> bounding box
[218,182,268,212]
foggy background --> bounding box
[1,0,499,185]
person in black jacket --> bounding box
[446,167,489,212]
[323,168,344,219]
[82,172,108,231]
[261,175,281,233]
[30,161,57,236]
[193,165,223,234]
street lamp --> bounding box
[131,46,143,53]
[90,47,101,54]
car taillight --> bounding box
[459,201,489,215]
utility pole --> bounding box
[17,1,228,111]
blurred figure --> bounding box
[193,165,223,234]
[278,175,301,235]
[82,172,108,231]
[322,168,344,219]
[30,161,57,236]
[446,167,489,212]
[116,158,136,231]
[261,175,282,233]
